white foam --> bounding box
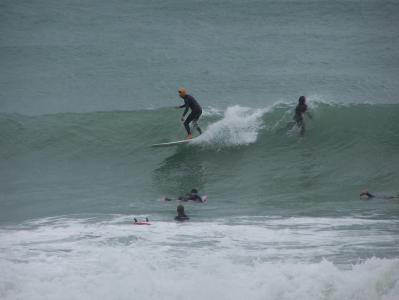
[1,216,398,300]
[201,106,223,117]
[194,105,268,147]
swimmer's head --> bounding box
[191,188,198,194]
[298,96,306,105]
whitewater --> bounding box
[1,0,399,299]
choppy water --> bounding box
[1,0,399,299]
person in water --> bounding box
[178,188,203,202]
[164,188,206,203]
[359,190,399,200]
[359,190,375,199]
[294,96,312,136]
[175,204,189,221]
[176,87,202,139]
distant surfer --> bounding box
[294,96,312,136]
[178,188,206,202]
[175,204,189,221]
[163,188,207,203]
[176,88,202,139]
[359,190,375,199]
[360,190,399,200]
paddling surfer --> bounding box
[360,190,399,200]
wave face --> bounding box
[1,104,398,299]
[1,102,398,156]
[0,102,398,221]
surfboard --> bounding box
[151,138,194,148]
[133,218,151,225]
[133,221,151,225]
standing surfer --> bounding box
[294,96,312,136]
[176,88,202,139]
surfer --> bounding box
[360,190,399,200]
[359,190,375,199]
[175,204,189,221]
[178,188,204,202]
[176,88,202,139]
[163,188,207,203]
[294,96,312,136]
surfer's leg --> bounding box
[193,111,202,134]
[184,113,195,134]
[296,119,305,136]
[300,121,305,136]
[192,120,202,134]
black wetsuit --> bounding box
[178,193,203,202]
[294,103,307,135]
[179,94,202,135]
[294,103,307,123]
[174,215,189,221]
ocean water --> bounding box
[1,0,399,299]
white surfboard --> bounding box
[151,138,194,148]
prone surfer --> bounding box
[360,190,399,200]
[163,188,207,203]
[178,188,204,202]
[175,204,189,221]
[176,88,202,139]
[359,190,375,199]
[294,96,312,136]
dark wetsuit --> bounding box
[179,94,202,135]
[294,103,307,123]
[175,204,189,221]
[174,215,190,221]
[294,103,307,135]
[178,193,203,202]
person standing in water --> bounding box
[174,204,189,221]
[294,96,312,136]
[176,88,202,139]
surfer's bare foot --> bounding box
[186,134,193,139]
